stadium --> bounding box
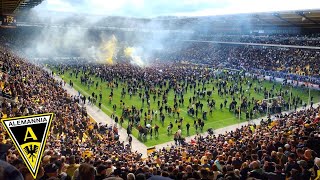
[0,0,320,179]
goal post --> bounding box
[262,95,283,115]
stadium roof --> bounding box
[256,10,320,28]
[0,0,44,14]
[2,0,320,30]
[86,10,320,30]
[170,10,320,29]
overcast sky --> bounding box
[34,0,320,17]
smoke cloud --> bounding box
[16,0,320,66]
[18,9,195,66]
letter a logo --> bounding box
[1,113,53,179]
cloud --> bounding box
[34,0,320,17]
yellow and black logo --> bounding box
[1,113,53,179]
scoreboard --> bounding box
[1,15,17,28]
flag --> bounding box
[1,113,53,179]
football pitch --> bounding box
[52,67,320,147]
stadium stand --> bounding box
[0,45,141,179]
[1,32,320,179]
[155,43,320,84]
[0,4,320,180]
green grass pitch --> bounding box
[52,66,320,147]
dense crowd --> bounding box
[0,27,320,180]
[53,60,313,143]
[1,44,319,179]
[0,46,141,180]
[156,43,319,77]
[198,34,320,47]
[147,105,320,180]
[1,27,320,83]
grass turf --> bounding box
[52,67,320,147]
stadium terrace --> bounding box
[0,1,320,180]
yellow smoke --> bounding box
[124,47,145,67]
[100,35,117,64]
[124,47,134,57]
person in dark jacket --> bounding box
[298,160,312,180]
[263,164,285,180]
[0,160,24,180]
